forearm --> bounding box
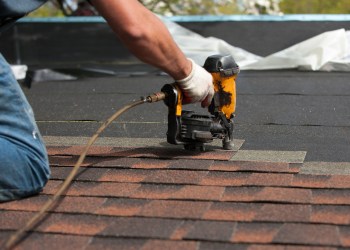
[91,0,191,80]
[91,0,214,108]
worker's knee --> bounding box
[0,138,50,202]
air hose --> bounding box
[3,92,166,250]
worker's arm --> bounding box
[91,0,214,107]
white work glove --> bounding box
[176,59,214,108]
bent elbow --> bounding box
[117,25,148,43]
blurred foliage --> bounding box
[27,1,64,17]
[280,0,350,14]
[138,0,242,15]
[237,0,282,15]
[24,0,350,17]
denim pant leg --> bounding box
[0,54,50,202]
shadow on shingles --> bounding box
[158,142,225,151]
[48,143,236,168]
[89,145,227,159]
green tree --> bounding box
[280,0,350,14]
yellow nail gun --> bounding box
[160,54,240,151]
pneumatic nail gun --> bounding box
[161,54,240,151]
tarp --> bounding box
[162,17,350,72]
[10,65,27,80]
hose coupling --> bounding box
[145,92,166,103]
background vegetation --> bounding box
[28,0,350,17]
[280,0,350,14]
[28,1,64,17]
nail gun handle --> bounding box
[161,84,184,145]
[204,54,240,120]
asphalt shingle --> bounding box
[1,145,350,249]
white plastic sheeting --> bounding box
[244,29,349,71]
[10,65,27,80]
[162,17,262,68]
[162,17,350,72]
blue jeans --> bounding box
[0,54,50,202]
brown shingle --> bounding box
[42,181,140,197]
[170,221,196,240]
[0,211,37,230]
[184,220,236,242]
[167,159,214,170]
[203,202,259,221]
[222,186,312,203]
[0,196,106,214]
[200,172,251,186]
[312,189,350,205]
[232,223,281,243]
[256,204,311,222]
[328,175,350,188]
[131,184,182,199]
[273,223,341,246]
[49,155,98,167]
[59,145,113,156]
[203,203,312,223]
[141,240,198,250]
[46,146,69,156]
[169,185,225,200]
[210,161,298,173]
[94,157,141,168]
[292,174,333,188]
[139,200,211,219]
[132,158,170,169]
[50,167,108,181]
[339,227,350,247]
[41,214,109,236]
[96,198,149,216]
[292,174,350,188]
[101,217,183,238]
[131,184,224,201]
[201,172,294,187]
[248,173,293,187]
[8,233,91,250]
[98,169,148,182]
[86,237,146,250]
[311,205,350,224]
[143,170,208,184]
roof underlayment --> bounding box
[162,17,350,72]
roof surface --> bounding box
[1,18,350,250]
[1,141,350,249]
[0,65,350,249]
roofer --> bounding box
[0,0,214,202]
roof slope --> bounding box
[1,143,350,249]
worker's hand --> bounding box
[176,59,214,107]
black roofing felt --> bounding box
[22,69,350,163]
[1,21,350,162]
